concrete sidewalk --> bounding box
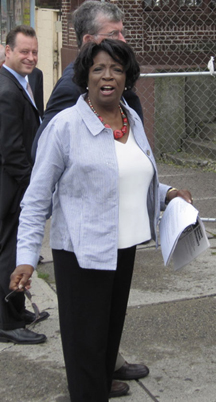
[0,160,216,402]
[0,222,215,402]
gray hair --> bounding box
[73,1,124,49]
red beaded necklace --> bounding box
[87,97,128,139]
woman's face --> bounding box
[87,50,126,109]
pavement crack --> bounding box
[127,292,216,309]
[136,379,160,401]
[0,344,14,352]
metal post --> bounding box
[30,0,35,28]
[140,71,216,78]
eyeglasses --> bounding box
[95,29,127,40]
[5,288,40,326]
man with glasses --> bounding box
[31,2,148,398]
[94,28,127,40]
[32,1,143,159]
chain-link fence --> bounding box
[113,0,216,220]
[137,71,216,163]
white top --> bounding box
[16,95,169,271]
[115,128,154,249]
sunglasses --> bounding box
[5,288,40,326]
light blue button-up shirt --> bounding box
[17,94,169,270]
[3,64,36,107]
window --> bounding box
[144,0,203,6]
[179,0,202,5]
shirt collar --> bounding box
[3,64,28,91]
[77,93,140,137]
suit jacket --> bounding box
[28,67,44,117]
[31,62,144,160]
[0,67,40,220]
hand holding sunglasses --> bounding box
[9,264,34,292]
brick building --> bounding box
[61,0,216,71]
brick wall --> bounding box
[61,0,79,69]
[61,0,216,68]
[110,0,144,55]
[61,0,144,53]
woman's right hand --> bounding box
[9,264,34,291]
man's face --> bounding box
[5,32,38,76]
[83,19,126,45]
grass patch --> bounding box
[37,272,50,282]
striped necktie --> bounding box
[26,82,35,103]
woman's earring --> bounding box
[86,86,89,90]
[124,87,127,90]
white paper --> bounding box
[159,197,210,270]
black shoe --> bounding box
[22,309,50,325]
[0,328,47,344]
[113,361,149,380]
[109,380,129,398]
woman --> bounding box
[10,39,192,401]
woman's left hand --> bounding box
[166,188,193,205]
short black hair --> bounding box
[73,39,140,91]
[6,25,37,50]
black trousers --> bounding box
[0,208,26,330]
[52,246,136,402]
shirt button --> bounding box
[147,150,150,156]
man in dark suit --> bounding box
[31,1,148,398]
[0,25,48,344]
